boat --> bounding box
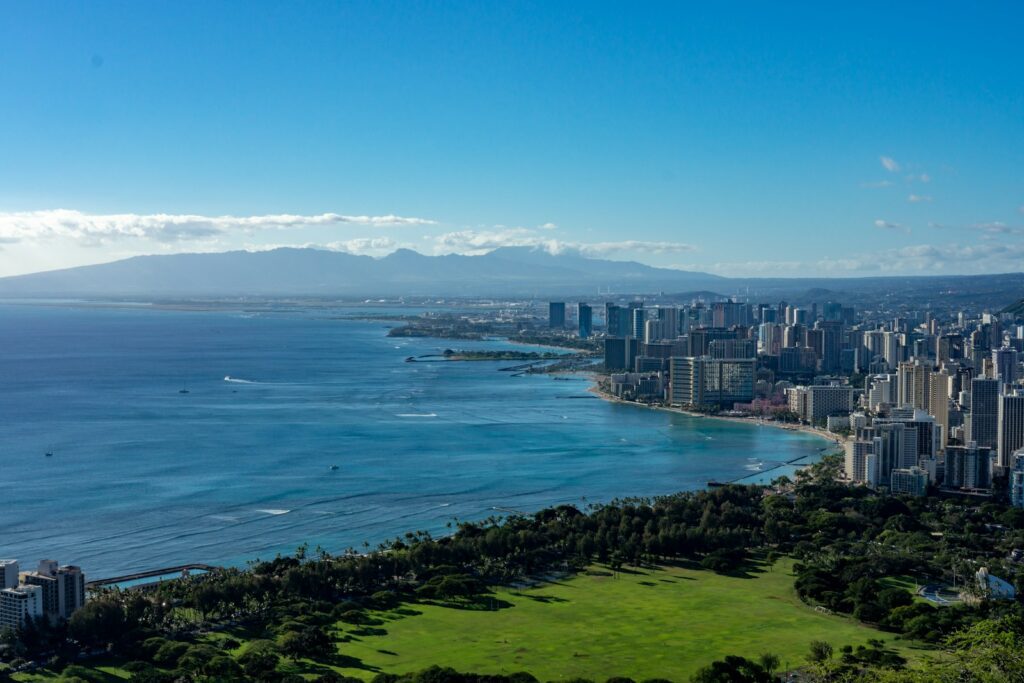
[329,465,339,471]
[45,451,53,457]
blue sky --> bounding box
[0,1,1021,277]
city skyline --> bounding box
[1,2,1022,278]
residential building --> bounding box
[890,466,929,496]
[0,585,43,633]
[20,561,85,620]
[0,560,18,590]
[1010,450,1024,509]
[945,442,994,491]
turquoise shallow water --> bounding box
[0,303,827,578]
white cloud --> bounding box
[581,240,698,255]
[874,219,903,230]
[325,237,401,255]
[538,222,558,230]
[691,243,1024,277]
[431,229,696,257]
[908,194,932,203]
[880,156,900,172]
[0,209,437,246]
[860,180,894,189]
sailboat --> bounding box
[179,378,190,394]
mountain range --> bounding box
[1,247,1022,308]
[0,247,724,298]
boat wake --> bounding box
[396,413,438,418]
[256,509,291,516]
[224,376,259,384]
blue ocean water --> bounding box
[0,303,827,578]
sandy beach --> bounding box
[588,383,844,449]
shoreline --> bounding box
[588,383,843,448]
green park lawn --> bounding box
[13,558,929,682]
[322,557,924,680]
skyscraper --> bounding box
[548,302,566,329]
[994,346,1019,391]
[577,303,592,339]
[631,307,646,339]
[998,392,1024,468]
[969,377,1000,449]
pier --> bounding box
[86,563,220,589]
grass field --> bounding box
[13,558,928,682]
[325,558,924,680]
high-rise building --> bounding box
[631,307,646,339]
[605,303,623,336]
[669,357,754,408]
[945,442,993,490]
[817,321,844,373]
[0,560,18,590]
[20,561,85,620]
[845,440,878,485]
[786,384,854,424]
[968,377,1000,449]
[928,370,951,452]
[897,360,932,411]
[937,333,962,366]
[998,392,1024,468]
[1010,450,1024,509]
[890,466,929,496]
[866,374,897,411]
[708,338,756,359]
[577,303,592,339]
[993,346,1019,391]
[548,302,566,329]
[604,337,626,371]
[851,422,917,486]
[656,307,679,339]
[0,584,43,633]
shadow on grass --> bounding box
[351,626,389,637]
[517,593,569,603]
[614,566,649,576]
[305,653,383,674]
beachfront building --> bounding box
[19,560,86,621]
[669,356,754,409]
[786,384,854,425]
[0,560,18,590]
[0,584,43,632]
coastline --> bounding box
[588,383,843,448]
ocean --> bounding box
[0,302,827,578]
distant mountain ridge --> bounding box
[0,247,725,298]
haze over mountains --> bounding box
[0,247,1022,307]
[0,247,723,298]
